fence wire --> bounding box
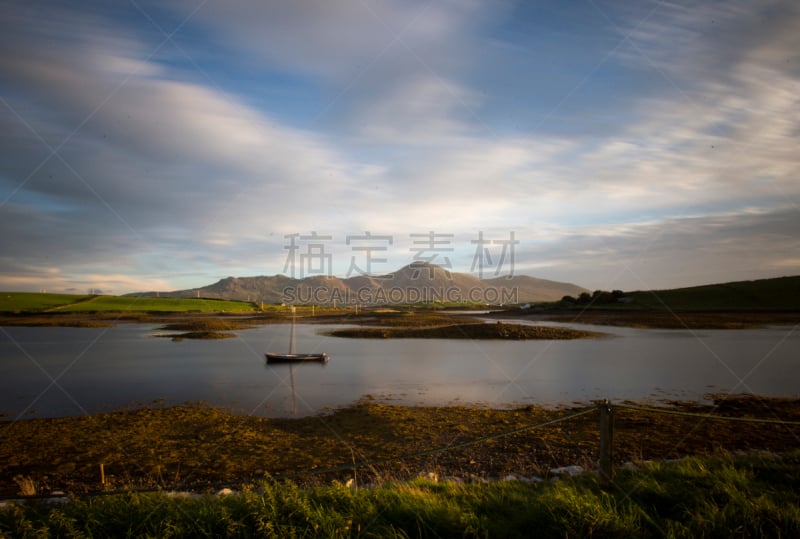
[614,402,800,426]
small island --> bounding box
[153,330,236,341]
[153,319,256,340]
[326,321,606,340]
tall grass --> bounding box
[2,451,799,538]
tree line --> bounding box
[560,289,625,305]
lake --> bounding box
[0,321,798,419]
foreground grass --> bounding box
[2,451,799,538]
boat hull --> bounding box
[265,352,329,364]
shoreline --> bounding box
[2,394,798,497]
[2,308,798,331]
[487,308,800,329]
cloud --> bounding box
[0,0,798,293]
[514,208,800,290]
[625,0,800,82]
[0,3,375,290]
[353,75,483,144]
[0,3,367,224]
[166,0,489,82]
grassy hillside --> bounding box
[625,275,800,311]
[0,293,257,313]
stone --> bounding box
[549,465,585,477]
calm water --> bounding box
[0,321,798,419]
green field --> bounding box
[0,293,257,314]
[0,292,94,312]
[2,451,798,537]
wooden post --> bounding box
[100,463,106,485]
[598,400,614,486]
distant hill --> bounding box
[624,275,800,311]
[127,262,588,305]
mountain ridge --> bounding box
[126,262,588,305]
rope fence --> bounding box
[613,402,800,426]
[599,400,800,485]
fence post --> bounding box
[598,400,614,486]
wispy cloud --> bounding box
[0,0,798,292]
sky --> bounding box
[1,0,798,295]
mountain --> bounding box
[127,262,588,305]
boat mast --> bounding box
[289,305,296,355]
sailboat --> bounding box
[265,306,329,364]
